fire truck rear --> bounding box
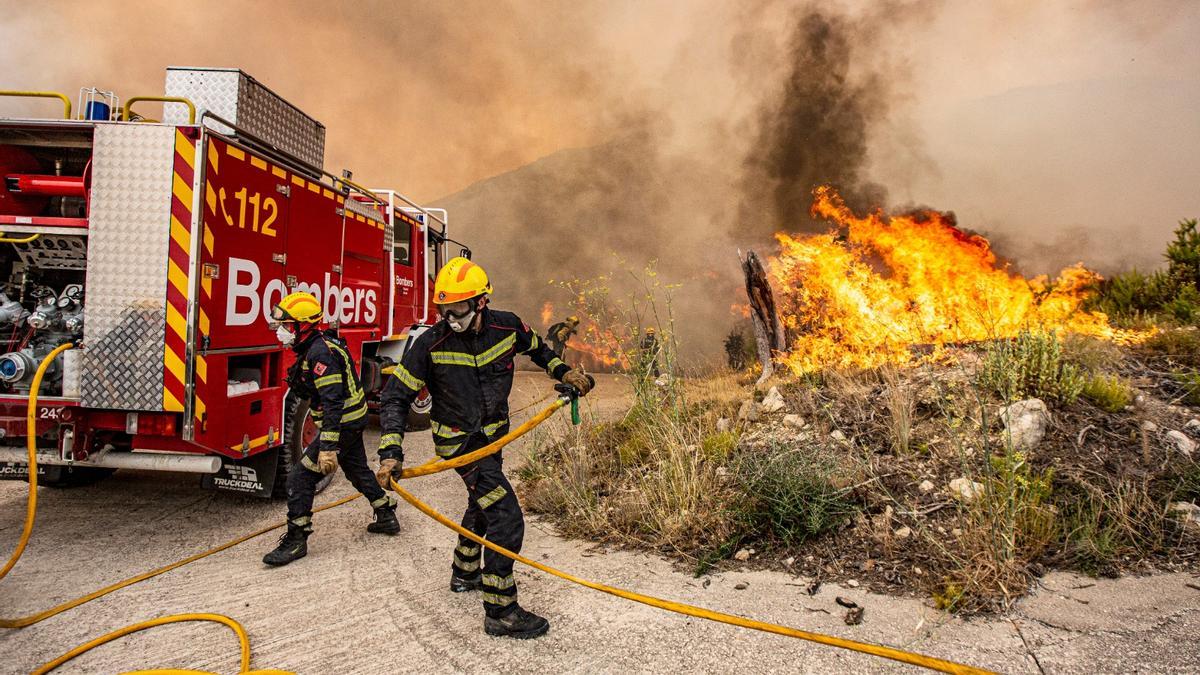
[0,68,460,496]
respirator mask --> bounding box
[275,324,297,346]
[440,300,477,333]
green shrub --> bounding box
[731,443,856,545]
[1166,218,1200,289]
[978,330,1084,404]
[1165,284,1200,324]
[1082,374,1134,412]
[1090,268,1175,318]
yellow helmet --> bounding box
[272,291,323,324]
[567,315,579,324]
[645,326,656,335]
[433,257,492,304]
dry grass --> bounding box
[522,400,737,553]
[880,365,915,454]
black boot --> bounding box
[450,573,483,593]
[366,505,401,535]
[263,524,309,566]
[484,605,550,639]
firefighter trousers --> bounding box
[286,427,393,528]
[450,435,524,618]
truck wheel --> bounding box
[274,396,336,499]
[406,388,432,431]
[38,464,116,488]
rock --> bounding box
[784,556,795,566]
[844,606,865,625]
[918,480,935,493]
[1166,430,1196,457]
[949,477,984,502]
[715,466,729,478]
[1170,502,1200,531]
[846,579,860,588]
[1000,398,1049,451]
[737,400,761,423]
[760,386,787,414]
[654,374,671,387]
[1186,419,1200,433]
[830,429,847,443]
[783,414,805,429]
[1142,420,1158,433]
[716,417,731,432]
[952,528,963,537]
[894,526,912,539]
[733,548,754,561]
[734,582,749,590]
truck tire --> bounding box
[406,388,432,431]
[273,396,336,499]
[38,464,115,488]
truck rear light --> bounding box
[132,413,177,437]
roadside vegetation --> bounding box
[521,223,1200,614]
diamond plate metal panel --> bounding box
[345,197,384,223]
[163,67,326,168]
[81,123,177,411]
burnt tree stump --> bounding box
[740,249,786,385]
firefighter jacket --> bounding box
[286,329,368,452]
[379,308,571,461]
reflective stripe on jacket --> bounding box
[379,308,570,460]
[291,330,368,451]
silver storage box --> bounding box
[162,67,326,169]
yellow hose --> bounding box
[31,611,295,674]
[0,342,72,582]
[399,398,567,478]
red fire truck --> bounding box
[0,68,463,496]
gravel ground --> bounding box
[1,373,1198,673]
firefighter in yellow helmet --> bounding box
[377,257,593,638]
[262,291,400,567]
[545,314,580,358]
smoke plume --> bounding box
[738,8,889,237]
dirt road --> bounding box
[2,373,1198,673]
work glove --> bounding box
[317,450,339,476]
[376,458,402,490]
[562,369,593,396]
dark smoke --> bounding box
[739,7,890,236]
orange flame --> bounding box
[771,186,1143,373]
[567,323,628,370]
[540,301,554,327]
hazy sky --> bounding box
[2,0,1197,276]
